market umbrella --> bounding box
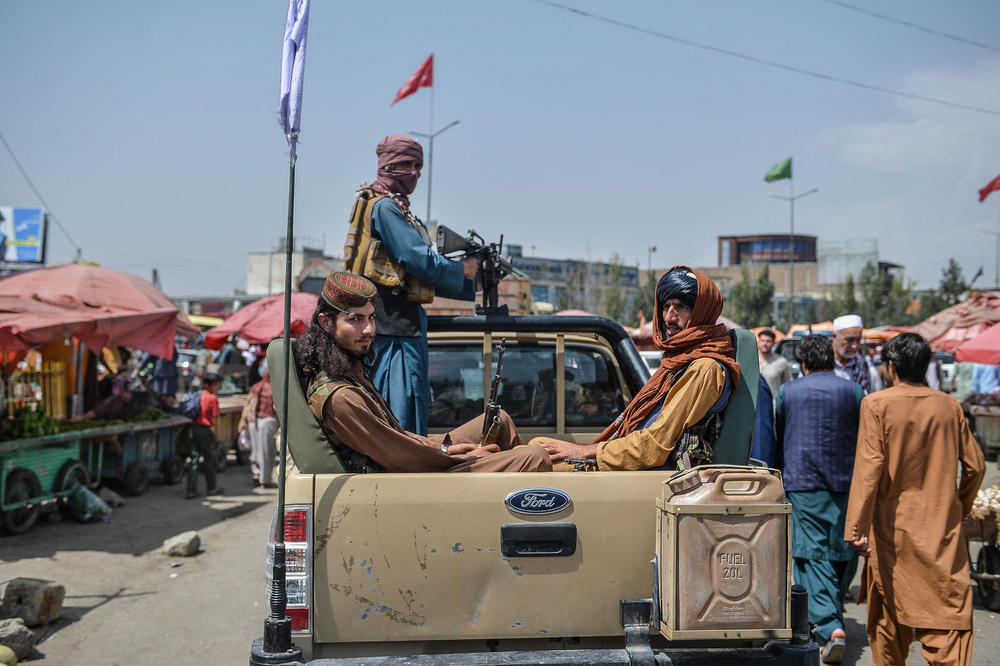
[955,323,1000,365]
[0,264,197,357]
[913,291,1000,352]
[203,292,318,350]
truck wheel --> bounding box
[161,455,185,485]
[978,544,1000,611]
[2,468,42,535]
[213,442,228,473]
[56,460,91,521]
[123,463,150,496]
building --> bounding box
[246,237,340,296]
[717,234,817,266]
[508,246,640,314]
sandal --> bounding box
[206,487,225,496]
[821,637,845,664]
[185,492,199,500]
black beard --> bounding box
[296,323,374,383]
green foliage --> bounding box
[833,274,858,318]
[840,261,914,327]
[919,258,970,319]
[724,264,775,328]
[626,269,657,327]
[602,255,626,323]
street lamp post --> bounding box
[770,187,818,323]
[979,229,1000,289]
[647,245,657,274]
[410,119,460,224]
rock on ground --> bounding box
[0,618,37,660]
[162,530,201,557]
[98,487,127,507]
[0,578,65,626]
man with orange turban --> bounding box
[538,267,739,470]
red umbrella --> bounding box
[203,292,318,350]
[0,264,196,357]
[955,323,1000,365]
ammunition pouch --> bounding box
[343,186,434,304]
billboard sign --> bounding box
[0,207,47,263]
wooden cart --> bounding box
[965,513,1000,611]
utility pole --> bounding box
[770,187,818,323]
[409,119,460,224]
[979,229,1000,289]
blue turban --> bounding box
[656,268,698,311]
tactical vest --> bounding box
[306,374,387,474]
[343,185,435,304]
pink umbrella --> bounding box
[0,264,196,357]
[955,323,1000,365]
[204,292,318,350]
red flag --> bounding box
[391,55,433,106]
[980,173,1000,203]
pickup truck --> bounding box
[250,314,817,665]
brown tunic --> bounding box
[596,358,725,470]
[310,373,551,473]
[844,384,985,629]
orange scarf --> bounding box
[595,266,740,443]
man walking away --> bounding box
[846,333,985,666]
[758,329,791,398]
[186,373,224,499]
[775,335,864,664]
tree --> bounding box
[724,264,774,328]
[851,261,913,327]
[626,269,657,327]
[602,255,626,323]
[918,258,968,319]
[833,274,858,317]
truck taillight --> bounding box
[267,505,312,634]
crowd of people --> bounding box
[750,316,987,665]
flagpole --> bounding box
[770,177,818,327]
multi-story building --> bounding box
[507,245,640,314]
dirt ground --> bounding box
[0,460,275,664]
[2,456,999,665]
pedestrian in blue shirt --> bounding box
[775,335,864,664]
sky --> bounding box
[2,0,999,298]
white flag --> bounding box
[278,0,310,162]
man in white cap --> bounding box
[832,314,879,394]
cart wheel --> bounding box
[123,463,150,496]
[56,460,91,521]
[978,544,1000,611]
[161,455,185,485]
[213,442,228,473]
[1,468,42,535]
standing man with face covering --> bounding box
[831,314,879,394]
[536,267,740,470]
[343,135,477,435]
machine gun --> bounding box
[436,225,516,316]
[479,339,506,447]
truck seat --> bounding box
[711,328,761,465]
[266,337,347,474]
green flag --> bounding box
[764,157,792,182]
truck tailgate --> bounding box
[311,471,673,643]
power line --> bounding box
[819,0,1000,54]
[528,0,1000,117]
[0,129,83,259]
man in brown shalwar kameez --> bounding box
[845,332,985,666]
[295,271,551,474]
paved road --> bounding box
[2,457,999,664]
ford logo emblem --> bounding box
[504,487,572,516]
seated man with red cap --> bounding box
[535,267,740,471]
[343,134,478,437]
[296,272,551,474]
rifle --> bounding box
[436,225,516,316]
[479,339,506,447]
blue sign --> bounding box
[504,487,572,516]
[0,207,45,263]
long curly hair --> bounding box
[295,300,373,382]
